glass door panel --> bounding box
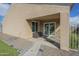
[32,22,38,32]
[44,22,55,36]
[50,23,55,35]
[45,24,49,36]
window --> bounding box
[32,21,38,32]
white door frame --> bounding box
[43,22,56,36]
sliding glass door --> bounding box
[44,22,56,36]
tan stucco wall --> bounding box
[3,4,70,50]
[60,13,70,51]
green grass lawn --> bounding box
[0,39,18,56]
[70,32,79,49]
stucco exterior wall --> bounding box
[3,4,70,50]
[60,13,70,51]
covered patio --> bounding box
[27,13,60,48]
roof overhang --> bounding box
[27,13,60,21]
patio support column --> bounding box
[60,12,70,51]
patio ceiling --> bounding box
[27,13,60,21]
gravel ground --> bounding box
[0,33,79,56]
[37,45,79,56]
